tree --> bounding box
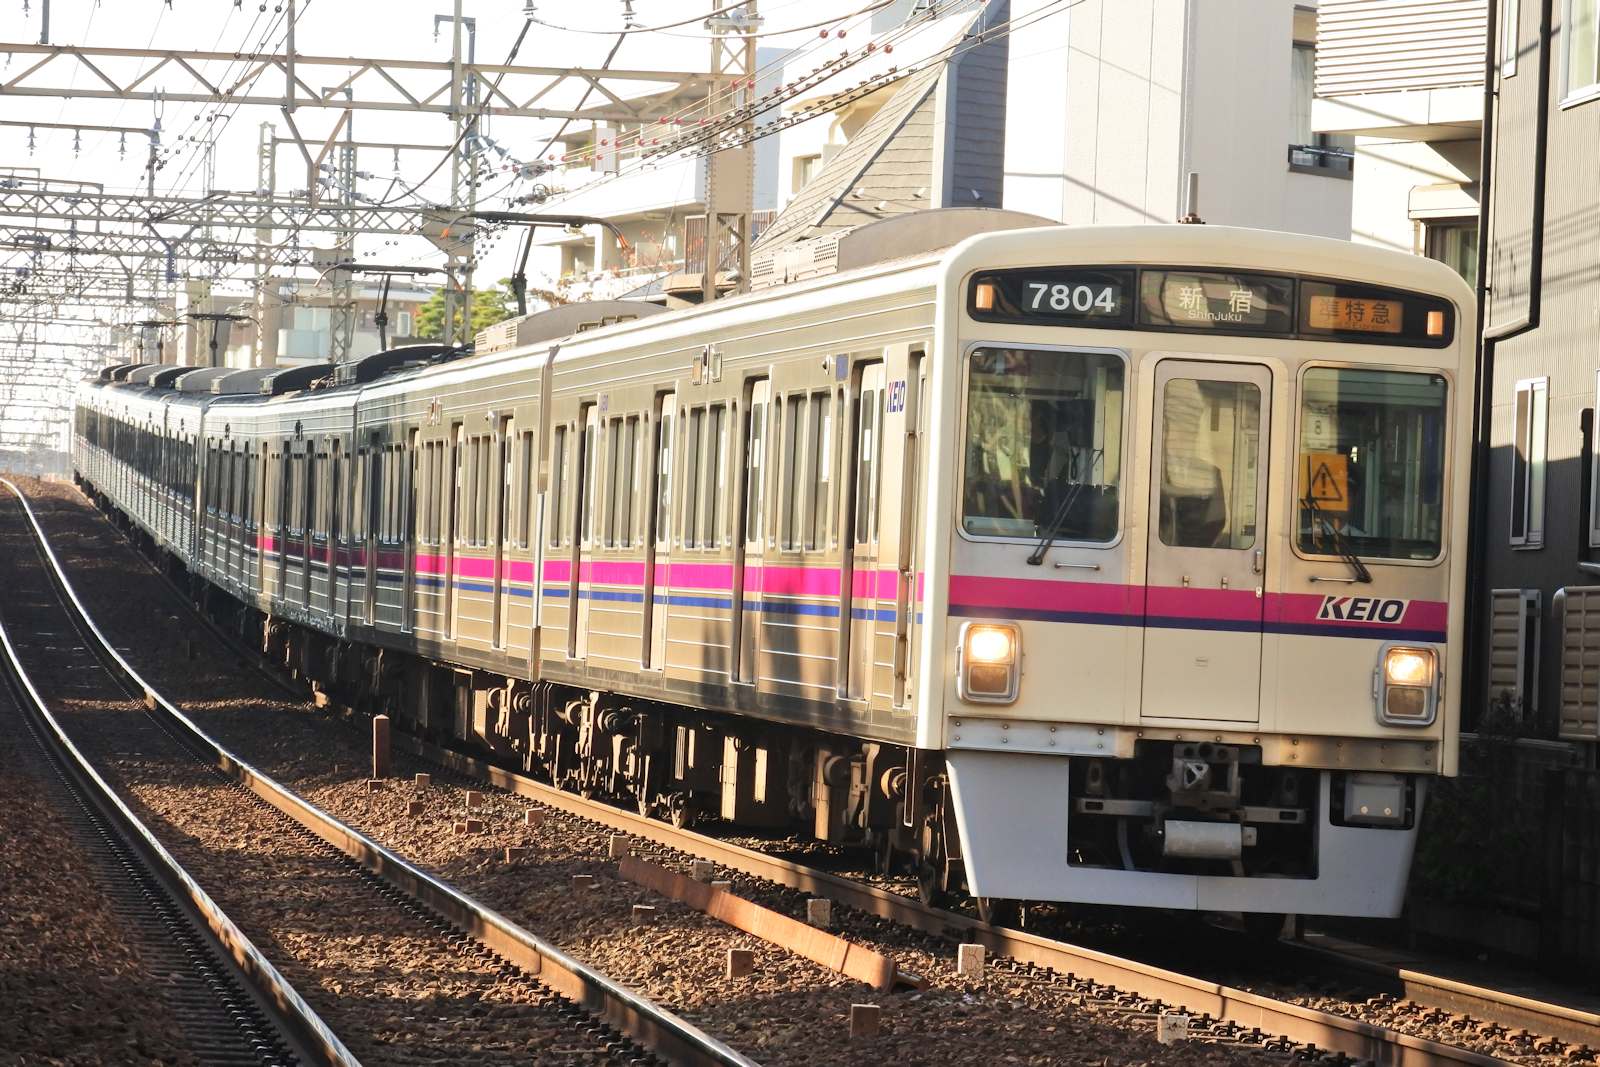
[416,279,518,341]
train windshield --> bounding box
[1297,367,1447,561]
[962,347,1124,541]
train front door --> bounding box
[1142,360,1270,724]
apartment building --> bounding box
[1313,0,1485,280]
[1476,0,1600,743]
[754,0,1353,273]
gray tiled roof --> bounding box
[754,59,944,249]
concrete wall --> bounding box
[1001,0,1351,236]
[1346,138,1479,255]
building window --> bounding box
[1502,0,1521,78]
[1425,220,1479,282]
[1511,377,1549,548]
[396,310,413,338]
[1289,42,1354,176]
[792,154,822,193]
[1567,0,1599,98]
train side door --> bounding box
[735,380,770,685]
[841,362,886,702]
[1142,360,1270,724]
[644,393,675,670]
[569,404,599,660]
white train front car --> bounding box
[922,226,1471,917]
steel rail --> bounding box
[1286,937,1600,1052]
[393,738,1514,1067]
[1,478,756,1067]
[0,575,360,1067]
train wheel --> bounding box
[1242,911,1288,941]
[636,791,656,819]
[976,897,1025,928]
[872,834,896,877]
[916,858,949,908]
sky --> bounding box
[1,0,893,312]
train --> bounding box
[73,215,1474,922]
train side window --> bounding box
[745,397,767,545]
[350,449,365,542]
[709,403,728,548]
[654,403,673,548]
[807,392,833,551]
[621,416,638,546]
[477,435,491,546]
[606,418,624,548]
[855,387,882,544]
[549,425,568,548]
[782,393,805,550]
[581,411,599,548]
[518,431,534,549]
[683,407,704,548]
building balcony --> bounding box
[1313,0,1485,140]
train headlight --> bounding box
[1375,645,1437,726]
[958,622,1020,704]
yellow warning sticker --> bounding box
[1302,452,1349,510]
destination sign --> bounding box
[1306,294,1403,334]
[1139,270,1294,333]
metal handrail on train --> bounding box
[0,562,362,1067]
[1,478,757,1067]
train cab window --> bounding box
[549,425,569,548]
[1297,366,1447,561]
[807,392,834,551]
[1158,379,1261,550]
[962,347,1125,543]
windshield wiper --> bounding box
[1027,448,1102,566]
[1303,493,1371,583]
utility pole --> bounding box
[701,2,760,304]
[437,2,478,348]
[254,122,277,368]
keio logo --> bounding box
[1316,596,1408,623]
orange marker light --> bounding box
[974,282,996,311]
[1426,310,1445,337]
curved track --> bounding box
[0,527,356,1067]
[0,477,755,1067]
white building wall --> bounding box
[1002,0,1351,236]
[1341,137,1478,255]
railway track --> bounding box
[0,478,754,1067]
[0,559,353,1065]
[25,474,1600,1066]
